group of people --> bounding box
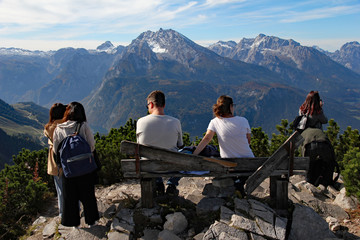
[44,102,99,228]
[44,90,330,227]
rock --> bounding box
[202,182,235,198]
[234,198,251,214]
[290,183,349,220]
[58,225,108,240]
[230,214,262,235]
[163,212,188,234]
[326,216,341,231]
[220,206,234,224]
[250,232,268,240]
[33,216,47,225]
[334,188,359,210]
[193,232,205,240]
[108,230,131,240]
[202,183,219,197]
[219,231,244,240]
[203,221,248,240]
[184,188,204,204]
[289,203,337,240]
[111,217,135,234]
[139,207,162,224]
[27,178,360,240]
[196,197,225,216]
[295,180,322,196]
[139,228,160,239]
[158,229,182,240]
[103,204,117,219]
[115,208,134,225]
[326,185,339,199]
[57,224,76,237]
[42,218,57,238]
[212,177,234,187]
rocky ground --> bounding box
[24,176,360,240]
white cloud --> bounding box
[205,0,246,7]
[0,0,358,51]
[280,5,360,23]
[0,38,130,51]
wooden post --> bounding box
[140,178,155,208]
[276,178,288,211]
[270,176,279,201]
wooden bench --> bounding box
[120,131,309,208]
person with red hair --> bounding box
[299,91,328,129]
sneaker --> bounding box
[166,184,179,195]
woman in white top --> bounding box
[193,95,254,158]
[193,95,254,196]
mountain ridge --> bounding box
[0,29,359,138]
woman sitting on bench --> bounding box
[193,95,254,195]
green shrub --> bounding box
[342,147,360,200]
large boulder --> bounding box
[289,203,337,240]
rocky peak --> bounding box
[208,41,237,57]
[96,41,115,53]
[340,41,360,52]
[128,28,218,66]
[252,34,300,50]
[330,41,360,74]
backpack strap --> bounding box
[44,132,53,143]
[74,122,82,135]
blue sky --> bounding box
[0,0,359,51]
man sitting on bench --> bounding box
[136,90,184,195]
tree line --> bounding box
[0,118,359,239]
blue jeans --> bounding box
[54,175,64,217]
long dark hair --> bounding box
[62,102,87,123]
[213,95,233,118]
[45,103,66,129]
[299,91,323,115]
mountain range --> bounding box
[0,29,360,166]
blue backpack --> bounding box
[57,123,97,178]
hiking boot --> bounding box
[166,184,179,195]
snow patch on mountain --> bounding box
[96,41,117,54]
[147,41,167,53]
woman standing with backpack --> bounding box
[53,102,99,228]
[44,103,67,218]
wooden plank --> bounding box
[122,170,307,178]
[245,131,304,194]
[121,157,309,173]
[120,141,235,171]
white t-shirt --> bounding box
[136,114,183,151]
[208,116,254,158]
